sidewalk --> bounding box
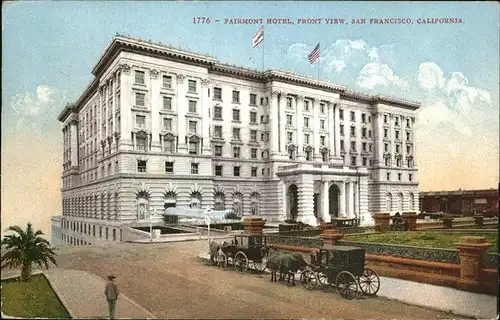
[198,252,496,319]
[2,269,156,319]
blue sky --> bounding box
[1,1,498,235]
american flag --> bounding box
[252,26,264,48]
[308,43,320,64]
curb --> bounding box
[43,270,75,318]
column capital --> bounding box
[312,98,320,103]
[297,95,304,101]
[201,78,210,87]
[118,63,131,74]
[150,69,160,79]
[177,74,186,84]
[271,91,280,98]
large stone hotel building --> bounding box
[53,35,419,245]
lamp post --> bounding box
[204,208,212,243]
[149,208,158,242]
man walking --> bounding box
[105,275,119,319]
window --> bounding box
[233,166,240,177]
[211,165,222,177]
[406,118,411,128]
[287,132,293,142]
[250,94,257,105]
[162,75,172,88]
[387,172,390,180]
[137,137,146,151]
[340,140,345,151]
[162,96,172,110]
[384,143,389,152]
[250,130,257,142]
[232,90,240,103]
[362,128,367,138]
[304,134,310,144]
[350,111,355,121]
[251,148,257,159]
[396,144,400,153]
[350,126,356,137]
[214,125,222,138]
[398,173,402,181]
[320,120,325,129]
[137,160,147,173]
[233,146,240,158]
[406,132,411,141]
[304,100,310,111]
[339,109,344,120]
[362,142,367,151]
[135,70,145,84]
[214,106,222,119]
[368,130,372,138]
[189,121,197,133]
[188,80,196,93]
[407,158,413,167]
[251,167,257,177]
[304,117,309,127]
[214,87,222,100]
[136,115,145,128]
[350,141,356,151]
[189,141,198,154]
[288,148,295,160]
[385,158,390,166]
[351,156,357,166]
[232,128,240,140]
[188,100,197,113]
[286,97,292,108]
[164,138,174,153]
[340,124,344,136]
[233,109,240,121]
[320,136,325,146]
[165,162,174,173]
[287,114,293,125]
[320,103,325,114]
[190,163,199,174]
[384,128,388,138]
[395,130,400,140]
[369,144,372,152]
[406,145,411,154]
[306,151,312,161]
[214,145,222,157]
[361,113,366,123]
[395,117,399,126]
[163,118,172,131]
[250,111,257,123]
[409,173,413,181]
[135,93,145,106]
[384,114,388,124]
[362,157,367,166]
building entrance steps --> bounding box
[197,252,496,319]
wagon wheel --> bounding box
[317,272,330,286]
[336,271,359,300]
[253,257,267,272]
[301,270,317,290]
[358,268,380,296]
[217,251,228,268]
[234,251,249,273]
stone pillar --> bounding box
[402,211,418,231]
[201,78,211,155]
[473,215,484,227]
[334,104,341,157]
[455,236,491,283]
[269,91,280,157]
[118,64,132,150]
[70,121,79,166]
[176,74,187,152]
[149,69,161,151]
[320,229,344,246]
[297,174,316,225]
[373,111,384,166]
[279,92,287,156]
[348,181,355,219]
[442,216,454,229]
[373,212,391,232]
[322,181,330,223]
[296,95,304,160]
[243,217,265,235]
[339,181,346,217]
[312,98,321,161]
[327,102,335,159]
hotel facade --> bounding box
[54,35,419,246]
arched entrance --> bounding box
[287,184,298,221]
[329,184,340,218]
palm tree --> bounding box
[1,222,57,282]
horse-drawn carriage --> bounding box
[300,245,380,299]
[210,234,268,273]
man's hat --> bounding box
[108,275,116,280]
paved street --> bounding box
[51,240,460,319]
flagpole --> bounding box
[318,43,320,84]
[262,26,265,72]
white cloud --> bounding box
[418,62,445,91]
[356,62,408,90]
[10,85,67,132]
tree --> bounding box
[1,222,57,282]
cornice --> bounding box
[341,91,421,110]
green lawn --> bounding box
[344,231,498,253]
[1,274,71,318]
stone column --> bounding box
[320,229,344,246]
[373,213,391,232]
[176,74,187,152]
[402,211,418,231]
[339,181,346,217]
[269,91,280,157]
[149,69,161,151]
[297,174,316,225]
[296,95,304,160]
[70,120,79,167]
[411,117,416,165]
[373,111,384,166]
[455,236,491,283]
[201,78,211,155]
[312,98,321,161]
[119,64,132,149]
[328,102,335,159]
[334,104,341,157]
[322,181,330,223]
[279,92,287,156]
[348,181,355,218]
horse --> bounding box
[265,248,309,286]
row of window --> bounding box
[384,143,413,155]
[384,128,412,141]
[62,234,92,246]
[387,172,414,182]
[138,160,272,177]
[383,114,413,128]
[61,220,120,242]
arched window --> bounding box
[214,192,225,210]
[398,193,404,211]
[136,198,148,220]
[232,192,243,217]
[107,193,111,220]
[190,191,202,209]
[164,191,177,209]
[409,193,414,210]
[101,194,105,219]
[387,193,392,211]
[114,192,119,220]
[250,192,260,216]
